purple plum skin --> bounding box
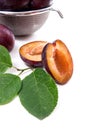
[0,24,15,51]
[0,0,30,11]
[0,0,52,11]
[30,0,53,10]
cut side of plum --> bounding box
[19,39,73,84]
[19,41,47,67]
[42,40,73,84]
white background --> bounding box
[0,0,87,129]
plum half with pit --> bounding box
[42,40,73,84]
[29,0,53,10]
[0,0,30,11]
[19,39,73,84]
[19,41,47,67]
[0,24,15,51]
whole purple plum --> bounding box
[29,0,53,10]
[0,24,15,51]
[0,0,30,11]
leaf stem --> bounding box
[13,66,34,75]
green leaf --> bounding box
[0,73,21,105]
[19,68,58,120]
[0,45,12,73]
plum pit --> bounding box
[19,41,47,67]
[19,39,73,85]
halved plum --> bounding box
[42,39,73,84]
[19,41,47,67]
